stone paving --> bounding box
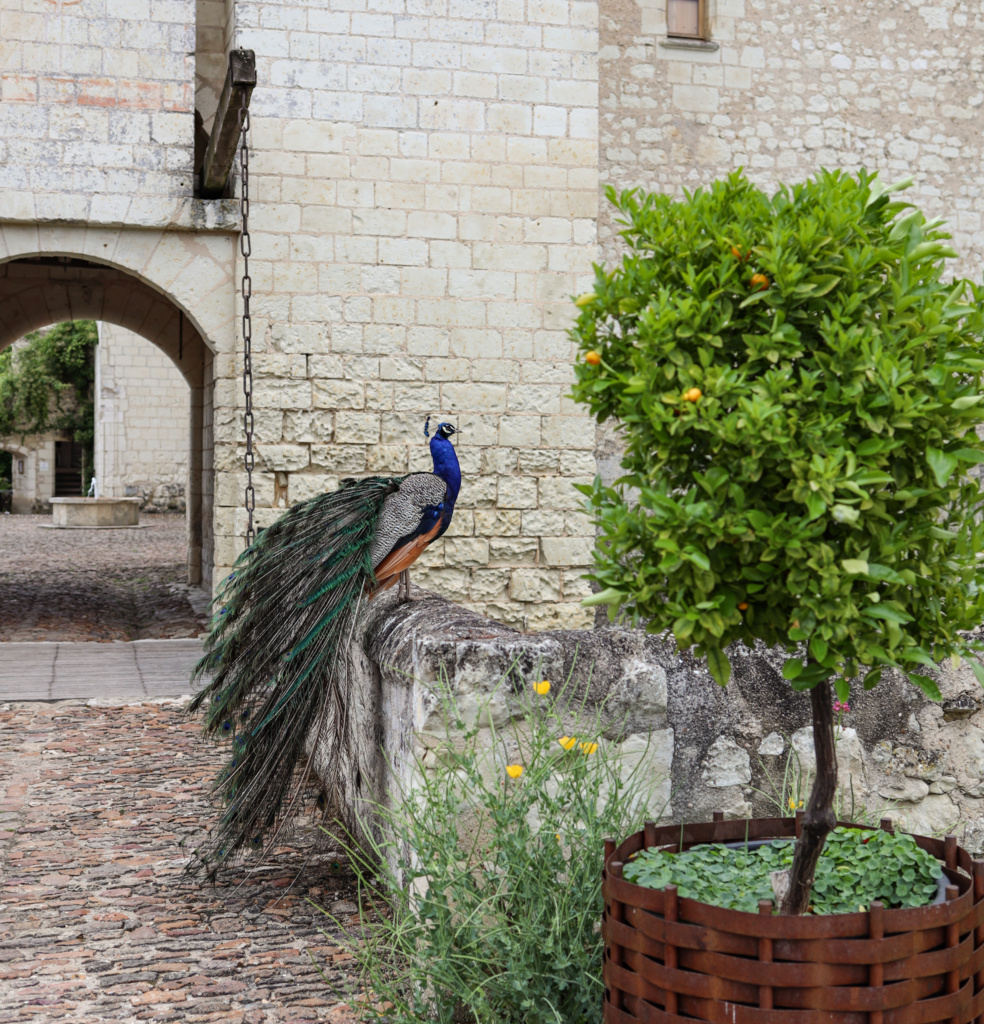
[0,516,207,642]
[0,641,205,702]
[0,698,365,1023]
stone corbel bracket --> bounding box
[199,49,257,200]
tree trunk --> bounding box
[779,675,838,915]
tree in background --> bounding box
[571,170,984,914]
[0,321,97,492]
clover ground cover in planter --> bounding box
[624,826,942,915]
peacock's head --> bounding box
[424,417,459,441]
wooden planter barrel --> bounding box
[602,815,984,1024]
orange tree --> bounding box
[571,170,984,914]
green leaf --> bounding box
[683,548,711,571]
[804,274,841,296]
[952,395,984,410]
[809,637,829,662]
[908,673,942,701]
[581,587,626,608]
[673,616,695,640]
[706,647,732,687]
[782,659,804,680]
[864,604,915,624]
[927,447,959,487]
[804,492,826,520]
[841,559,869,575]
[835,676,851,702]
[954,448,984,464]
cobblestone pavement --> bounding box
[0,699,364,1023]
[0,516,208,642]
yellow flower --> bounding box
[533,680,550,695]
[556,833,562,843]
[580,741,599,755]
[558,736,577,751]
[506,764,524,779]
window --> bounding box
[667,0,706,40]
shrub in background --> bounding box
[323,675,659,1024]
[0,320,97,492]
[571,170,984,913]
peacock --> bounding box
[187,419,461,875]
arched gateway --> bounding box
[0,224,236,591]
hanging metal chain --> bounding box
[239,91,255,548]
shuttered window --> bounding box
[667,0,705,39]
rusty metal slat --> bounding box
[604,821,984,1024]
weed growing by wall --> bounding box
[322,675,662,1024]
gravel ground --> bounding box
[0,516,208,642]
[0,698,364,1022]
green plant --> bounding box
[320,672,663,1024]
[624,827,942,915]
[0,321,97,492]
[570,170,984,913]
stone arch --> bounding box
[0,224,237,591]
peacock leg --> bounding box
[399,569,411,603]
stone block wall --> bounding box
[598,0,984,277]
[333,593,984,859]
[0,0,197,224]
[94,323,190,512]
[217,0,603,628]
[0,435,55,514]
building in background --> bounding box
[2,0,984,613]
[0,326,189,515]
[94,324,190,513]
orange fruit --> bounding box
[684,387,702,402]
[731,246,743,260]
[750,273,770,290]
[585,350,601,366]
[738,601,748,611]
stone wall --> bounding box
[4,0,984,617]
[598,0,984,276]
[0,0,197,224]
[94,323,190,513]
[228,0,603,628]
[331,592,984,857]
[0,435,55,514]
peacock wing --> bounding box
[369,472,448,568]
[187,474,401,873]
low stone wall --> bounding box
[124,482,186,514]
[325,590,984,856]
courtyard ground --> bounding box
[0,515,208,642]
[0,698,364,1023]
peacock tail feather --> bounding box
[187,475,400,876]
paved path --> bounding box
[0,640,205,701]
[0,515,206,642]
[0,699,364,1022]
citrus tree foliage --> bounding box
[571,171,984,700]
[0,321,97,479]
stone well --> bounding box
[49,497,142,528]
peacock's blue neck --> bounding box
[430,435,461,506]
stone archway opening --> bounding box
[0,253,219,642]
[0,254,215,591]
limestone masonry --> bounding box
[1,0,983,625]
